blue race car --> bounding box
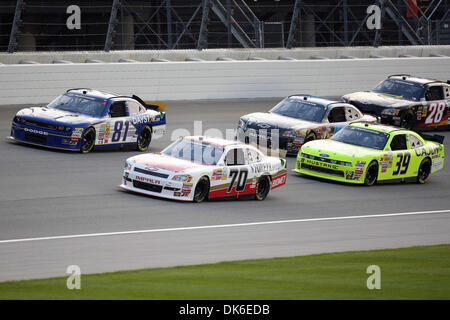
[10,88,166,153]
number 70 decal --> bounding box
[227,168,248,193]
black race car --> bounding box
[237,95,375,156]
[342,75,450,130]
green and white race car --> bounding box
[294,122,445,185]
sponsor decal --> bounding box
[212,168,227,181]
[24,128,48,135]
[173,191,182,197]
[145,166,159,172]
[304,158,339,170]
[135,175,160,185]
[354,161,366,180]
[182,182,193,196]
[346,171,354,180]
[272,175,286,188]
[71,128,83,138]
[414,145,440,157]
[431,158,443,171]
[131,114,151,125]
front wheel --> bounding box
[80,127,96,154]
[193,176,210,203]
[136,126,152,151]
[400,110,415,130]
[364,161,378,186]
[417,158,431,184]
[255,176,271,201]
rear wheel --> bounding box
[255,176,271,201]
[136,126,152,151]
[193,176,210,203]
[364,161,378,186]
[400,110,415,130]
[80,127,95,154]
[417,158,431,184]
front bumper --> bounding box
[120,169,194,201]
[294,155,365,184]
[10,123,81,151]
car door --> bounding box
[387,133,414,179]
[222,147,252,197]
[423,85,449,127]
[99,100,131,145]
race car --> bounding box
[119,136,287,202]
[9,88,166,153]
[294,122,444,185]
[342,75,450,129]
[237,94,376,156]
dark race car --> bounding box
[237,94,376,156]
[343,75,450,130]
[10,88,166,153]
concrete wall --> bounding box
[1,57,449,105]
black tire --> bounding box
[255,176,271,201]
[364,161,378,186]
[136,126,152,151]
[304,132,316,143]
[400,110,415,130]
[193,176,210,203]
[80,127,95,154]
[417,158,431,184]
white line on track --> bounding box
[0,209,449,245]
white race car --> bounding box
[119,136,287,202]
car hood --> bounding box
[16,106,98,125]
[130,153,207,173]
[344,91,414,108]
[301,139,379,158]
[242,112,315,130]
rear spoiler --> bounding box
[132,95,166,112]
[420,133,445,144]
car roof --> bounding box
[388,75,446,86]
[66,88,119,100]
[183,136,243,148]
[287,94,343,107]
[349,122,411,134]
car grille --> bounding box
[133,180,163,193]
[134,167,169,179]
[301,163,344,177]
[20,119,57,130]
[24,133,47,144]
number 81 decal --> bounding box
[393,152,411,175]
[425,102,447,125]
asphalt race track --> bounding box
[0,99,449,281]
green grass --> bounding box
[1,244,449,299]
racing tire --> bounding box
[80,127,96,154]
[417,158,431,184]
[364,161,379,186]
[304,132,316,143]
[136,126,152,152]
[400,110,415,130]
[193,176,210,203]
[255,175,271,201]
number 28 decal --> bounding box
[227,168,248,193]
[425,102,447,125]
[393,152,411,175]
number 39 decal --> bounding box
[393,152,411,175]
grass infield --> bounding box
[0,244,449,299]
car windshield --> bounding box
[331,126,389,150]
[373,79,425,101]
[269,98,326,122]
[48,93,107,117]
[162,138,224,165]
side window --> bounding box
[345,106,361,121]
[246,148,261,164]
[408,135,423,149]
[445,86,450,99]
[225,148,246,166]
[109,101,127,118]
[390,134,408,151]
[425,86,444,101]
[127,100,143,115]
[328,107,346,123]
